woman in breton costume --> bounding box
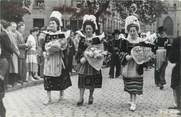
[119,16,153,111]
[76,15,105,106]
[43,11,72,104]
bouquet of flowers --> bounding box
[131,46,154,64]
[44,31,70,55]
[143,32,157,44]
[45,39,67,55]
[84,44,107,70]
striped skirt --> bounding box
[123,77,143,95]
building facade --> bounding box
[23,0,76,35]
[23,0,123,35]
[102,0,122,34]
[157,0,181,38]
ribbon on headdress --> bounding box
[81,14,98,30]
[50,11,63,27]
[125,15,140,33]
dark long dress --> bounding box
[43,33,72,91]
[44,54,72,91]
[168,37,180,89]
[168,37,181,108]
[76,37,102,89]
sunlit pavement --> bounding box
[4,62,180,117]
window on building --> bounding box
[33,0,45,9]
[33,18,44,28]
[163,16,174,36]
[70,19,83,31]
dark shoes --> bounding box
[168,106,181,116]
[115,75,120,78]
[177,112,181,116]
[160,86,164,90]
[77,97,94,106]
[88,97,93,105]
[168,106,181,109]
[77,99,84,106]
[158,84,164,90]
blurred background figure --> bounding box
[65,31,75,73]
[8,22,21,87]
[153,26,168,90]
[0,20,10,117]
[16,22,29,84]
[108,29,121,78]
[168,36,180,111]
[26,27,40,82]
[37,27,46,78]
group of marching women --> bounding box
[0,10,176,114]
[0,10,179,116]
[41,11,104,106]
[37,10,158,112]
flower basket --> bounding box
[84,44,107,71]
[131,46,153,64]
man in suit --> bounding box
[8,22,21,86]
[0,20,18,117]
[16,22,29,83]
[154,26,168,90]
[66,31,76,73]
[1,20,18,89]
[108,29,122,78]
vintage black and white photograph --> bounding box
[0,0,181,117]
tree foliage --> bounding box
[73,0,110,17]
[69,0,110,34]
[0,0,31,23]
[114,0,168,24]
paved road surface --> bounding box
[3,62,180,117]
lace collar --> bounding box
[126,34,142,44]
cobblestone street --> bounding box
[3,62,180,117]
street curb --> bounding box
[6,72,78,92]
[6,80,44,92]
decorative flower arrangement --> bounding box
[131,46,154,65]
[44,31,71,56]
[45,39,67,55]
[83,32,106,60]
[83,43,107,71]
[84,46,107,59]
